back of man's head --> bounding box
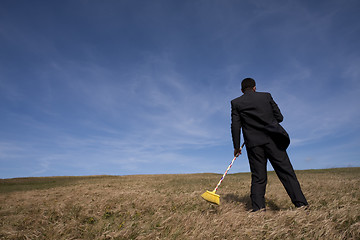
[241,78,256,91]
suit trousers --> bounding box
[246,138,308,210]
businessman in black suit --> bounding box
[231,78,308,212]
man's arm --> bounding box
[231,100,241,156]
[269,94,283,123]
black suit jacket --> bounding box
[231,90,290,150]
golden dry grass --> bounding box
[0,168,359,239]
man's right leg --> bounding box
[247,145,268,211]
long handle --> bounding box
[213,142,245,192]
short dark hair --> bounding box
[241,78,256,91]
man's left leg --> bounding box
[265,140,308,207]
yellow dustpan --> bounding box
[201,143,245,205]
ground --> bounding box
[1,168,359,239]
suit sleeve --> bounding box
[231,100,241,149]
[269,94,283,123]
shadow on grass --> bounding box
[223,193,281,211]
[266,199,281,211]
[223,194,252,210]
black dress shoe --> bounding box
[296,204,309,210]
[295,202,308,207]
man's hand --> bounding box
[234,148,242,157]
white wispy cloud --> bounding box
[0,53,236,177]
[266,57,360,147]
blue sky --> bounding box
[1,0,359,178]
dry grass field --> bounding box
[1,168,359,239]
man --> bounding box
[231,78,308,212]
